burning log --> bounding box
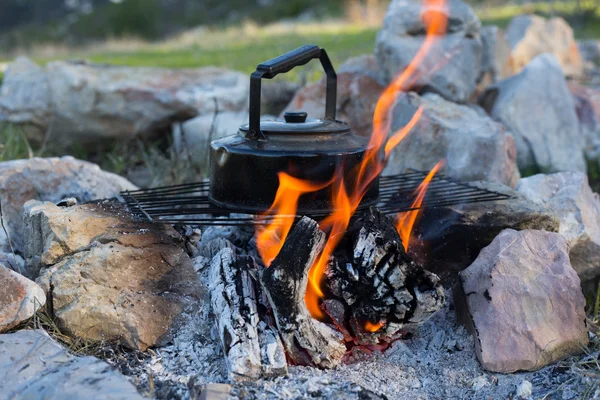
[208,248,287,381]
[259,217,346,368]
[326,208,445,345]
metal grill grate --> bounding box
[121,171,512,226]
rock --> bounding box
[283,64,384,137]
[578,39,600,66]
[505,14,583,77]
[0,263,45,332]
[0,57,50,140]
[567,82,600,161]
[455,229,588,373]
[478,26,513,90]
[375,0,483,103]
[413,180,559,284]
[384,92,520,188]
[200,383,232,400]
[338,54,382,83]
[173,111,248,161]
[0,156,137,255]
[0,58,249,145]
[0,329,143,399]
[516,172,600,281]
[479,54,585,173]
[516,380,533,399]
[26,200,204,351]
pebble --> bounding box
[516,380,533,399]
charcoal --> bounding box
[327,208,445,345]
[259,217,346,369]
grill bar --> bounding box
[121,171,511,226]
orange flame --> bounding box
[255,172,331,266]
[256,0,450,322]
[364,321,386,333]
[396,160,445,251]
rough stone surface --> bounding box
[0,263,45,332]
[384,92,520,187]
[413,180,559,284]
[173,111,248,160]
[578,39,600,66]
[568,82,600,161]
[0,329,143,399]
[506,14,583,77]
[0,156,137,255]
[26,200,204,351]
[478,25,513,90]
[516,172,600,281]
[283,64,384,137]
[375,0,483,103]
[479,54,585,173]
[456,229,588,373]
[0,58,248,144]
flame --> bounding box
[364,321,386,333]
[395,160,444,251]
[255,172,331,266]
[256,0,450,322]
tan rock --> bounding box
[516,172,600,281]
[506,15,583,77]
[283,58,384,137]
[455,229,588,373]
[0,156,137,257]
[27,200,204,351]
[477,26,514,92]
[0,264,45,332]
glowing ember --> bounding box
[256,0,450,322]
[396,160,445,251]
[364,320,386,333]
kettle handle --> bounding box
[247,44,337,140]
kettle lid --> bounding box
[239,112,350,135]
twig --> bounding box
[0,196,22,274]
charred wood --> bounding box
[208,247,287,381]
[327,208,445,345]
[259,217,346,369]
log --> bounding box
[328,208,445,345]
[259,217,346,368]
[208,247,287,381]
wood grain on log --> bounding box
[259,217,346,368]
[208,247,287,381]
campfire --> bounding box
[124,0,502,381]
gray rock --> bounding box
[0,263,45,332]
[375,0,483,103]
[568,82,600,162]
[0,329,143,399]
[455,229,588,373]
[384,92,520,188]
[0,58,249,145]
[26,201,204,351]
[0,156,137,255]
[516,380,533,399]
[578,39,600,66]
[479,54,585,173]
[506,15,583,77]
[516,172,600,281]
[478,26,513,88]
[173,111,248,162]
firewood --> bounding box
[208,247,287,381]
[259,217,346,369]
[328,208,445,345]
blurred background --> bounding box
[1,0,599,77]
